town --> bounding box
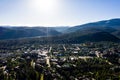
[0,42,120,80]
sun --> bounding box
[29,0,58,14]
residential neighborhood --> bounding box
[0,42,120,80]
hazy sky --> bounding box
[0,0,120,27]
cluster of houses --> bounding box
[0,43,120,79]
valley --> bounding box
[0,19,120,80]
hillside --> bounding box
[0,27,61,40]
[65,19,120,33]
[64,19,120,38]
[0,18,120,43]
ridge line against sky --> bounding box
[0,0,120,27]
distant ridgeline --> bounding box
[0,18,120,44]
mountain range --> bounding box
[0,18,120,43]
[0,27,62,40]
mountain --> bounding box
[50,18,119,43]
[64,18,120,33]
[63,19,120,40]
[51,32,120,44]
[0,27,61,40]
[0,18,120,43]
[51,27,69,32]
[2,31,119,45]
[65,19,120,32]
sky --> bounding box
[0,0,120,27]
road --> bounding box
[63,45,67,51]
[46,57,51,67]
[40,74,44,80]
[49,46,52,53]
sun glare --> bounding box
[29,0,58,15]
